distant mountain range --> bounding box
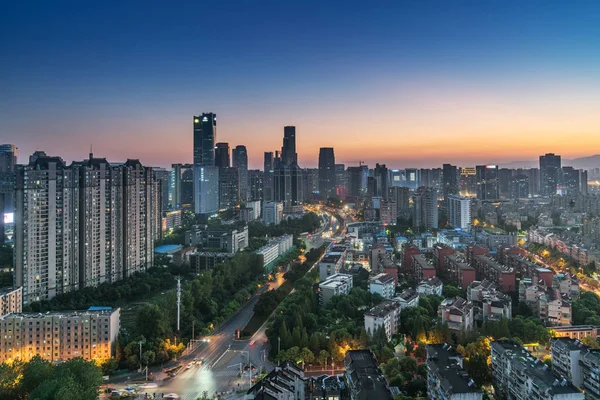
[499,155,600,170]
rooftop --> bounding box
[319,273,353,289]
[344,350,392,400]
[492,340,581,396]
[427,344,479,395]
[365,300,400,318]
[397,288,419,303]
[1,308,119,319]
[154,244,183,254]
[419,276,443,287]
[369,273,395,285]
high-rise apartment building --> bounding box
[232,145,249,200]
[540,153,561,197]
[194,166,219,215]
[448,195,471,229]
[214,142,230,168]
[15,154,161,304]
[475,165,499,201]
[281,126,297,166]
[193,113,217,166]
[0,144,18,244]
[413,187,438,230]
[459,167,477,196]
[318,147,336,198]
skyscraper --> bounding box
[540,153,561,197]
[318,147,336,198]
[193,113,217,166]
[215,142,230,168]
[218,167,239,210]
[347,165,368,197]
[263,152,274,202]
[232,145,249,200]
[273,154,303,207]
[374,164,389,198]
[170,164,194,209]
[281,126,297,166]
[442,164,459,200]
[153,168,170,211]
[15,154,161,304]
[248,169,264,201]
[476,165,499,201]
[335,164,347,198]
[194,165,219,215]
[0,144,18,173]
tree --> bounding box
[100,358,118,376]
[318,350,330,368]
[442,285,462,299]
[300,348,315,368]
[20,355,53,396]
[582,335,600,349]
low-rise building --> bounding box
[256,242,280,270]
[393,288,420,310]
[466,280,512,322]
[412,254,436,282]
[417,277,444,297]
[553,325,600,340]
[344,350,393,400]
[472,255,516,292]
[319,273,353,307]
[368,273,396,299]
[0,307,120,363]
[491,339,583,400]
[426,344,482,400]
[364,300,401,340]
[189,251,235,272]
[0,287,22,317]
[445,253,476,289]
[319,254,344,281]
[580,348,600,400]
[439,297,474,332]
[246,361,305,400]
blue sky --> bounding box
[2,1,600,168]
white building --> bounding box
[194,165,219,215]
[255,242,279,269]
[368,273,396,299]
[319,273,353,307]
[417,277,444,297]
[263,201,284,226]
[246,200,261,220]
[439,297,474,332]
[393,288,420,310]
[448,195,471,229]
[364,300,401,340]
[275,234,293,254]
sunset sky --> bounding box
[2,1,600,169]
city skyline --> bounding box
[3,2,600,168]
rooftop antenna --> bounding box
[89,144,93,159]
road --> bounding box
[111,208,343,399]
[112,275,284,400]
